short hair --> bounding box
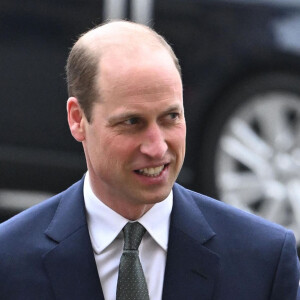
[66,20,181,122]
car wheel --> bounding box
[197,72,300,247]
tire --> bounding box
[197,72,300,247]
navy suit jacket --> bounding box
[0,179,299,299]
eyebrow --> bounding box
[107,104,183,125]
[107,112,140,125]
[163,104,183,115]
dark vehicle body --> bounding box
[1,0,300,244]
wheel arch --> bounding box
[187,59,300,195]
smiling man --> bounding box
[67,23,186,220]
[0,20,299,300]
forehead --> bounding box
[89,48,183,124]
[98,46,182,103]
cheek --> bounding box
[170,126,186,150]
[171,128,186,166]
[85,130,109,166]
[100,135,139,164]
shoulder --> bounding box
[0,179,83,247]
[0,192,61,252]
[173,183,299,298]
[0,179,85,291]
[173,183,293,245]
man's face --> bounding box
[82,48,186,216]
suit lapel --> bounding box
[41,180,219,300]
[43,180,104,300]
[162,184,220,300]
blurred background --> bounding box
[1,0,300,254]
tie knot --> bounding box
[123,222,146,250]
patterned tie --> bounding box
[116,222,150,300]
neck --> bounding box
[109,203,155,220]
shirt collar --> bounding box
[84,172,173,254]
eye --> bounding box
[168,112,180,120]
[124,117,139,125]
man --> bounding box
[0,20,299,300]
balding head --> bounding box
[66,20,181,122]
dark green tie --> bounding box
[116,222,150,300]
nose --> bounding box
[140,124,168,159]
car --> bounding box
[1,0,300,250]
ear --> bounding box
[67,97,86,142]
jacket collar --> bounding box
[43,179,104,300]
[43,180,219,300]
[162,183,220,300]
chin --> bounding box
[142,189,171,204]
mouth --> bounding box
[134,164,168,177]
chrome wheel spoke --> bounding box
[254,95,296,151]
[218,172,263,205]
[215,90,300,246]
[220,135,271,177]
[259,181,287,223]
[229,118,273,159]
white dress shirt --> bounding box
[83,172,173,300]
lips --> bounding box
[135,164,167,177]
